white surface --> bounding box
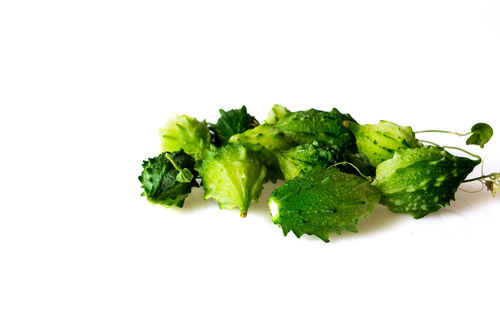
[1,1,499,310]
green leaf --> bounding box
[159,115,212,160]
[200,144,267,217]
[210,106,259,146]
[466,123,493,148]
[176,168,193,183]
[138,151,199,208]
[374,146,479,218]
[347,120,422,167]
[268,166,381,242]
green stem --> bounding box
[463,173,498,183]
[418,139,482,162]
[441,146,482,162]
[332,161,373,182]
[414,129,472,136]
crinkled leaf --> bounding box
[268,166,381,242]
[138,151,199,207]
[159,115,212,160]
[374,146,479,218]
[348,120,421,167]
[210,106,259,146]
[200,144,267,217]
[466,123,493,148]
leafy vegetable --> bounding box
[141,104,499,242]
[276,141,337,181]
[159,115,212,160]
[139,151,199,207]
[346,120,421,167]
[265,104,290,124]
[268,166,381,242]
[200,144,267,217]
[210,106,258,146]
[374,146,479,218]
[466,123,493,148]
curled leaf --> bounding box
[176,168,194,183]
[466,123,493,148]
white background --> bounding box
[1,1,499,310]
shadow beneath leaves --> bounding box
[175,186,212,213]
[249,181,284,217]
[177,179,496,241]
[336,204,404,241]
[422,185,497,218]
[180,181,283,216]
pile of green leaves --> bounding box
[139,105,497,242]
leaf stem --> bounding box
[440,145,482,162]
[463,173,499,183]
[414,129,472,136]
[332,161,373,182]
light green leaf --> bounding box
[159,115,212,160]
[200,144,267,217]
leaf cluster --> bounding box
[139,104,496,242]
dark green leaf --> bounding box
[138,151,199,208]
[210,106,259,146]
[268,166,381,242]
[466,123,493,148]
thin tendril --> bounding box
[463,173,498,183]
[414,129,472,136]
[441,146,482,162]
[331,161,372,182]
